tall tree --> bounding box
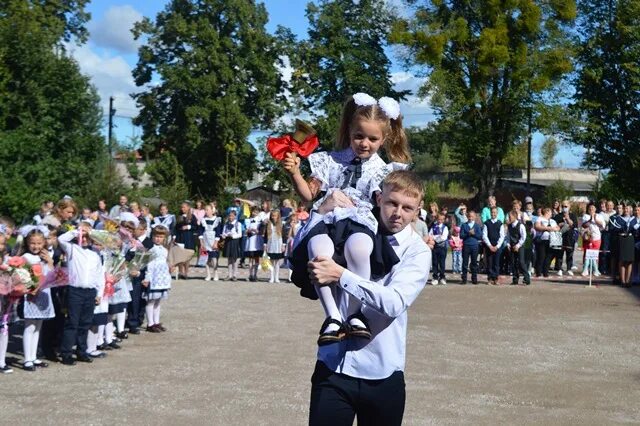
[540,136,559,168]
[132,0,286,197]
[572,0,640,195]
[391,0,576,200]
[290,0,408,146]
[0,0,103,220]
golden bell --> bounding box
[292,119,316,144]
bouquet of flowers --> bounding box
[0,257,42,298]
[103,252,128,298]
[127,250,155,275]
[37,267,69,291]
[89,230,122,251]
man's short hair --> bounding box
[490,206,498,212]
[382,170,424,200]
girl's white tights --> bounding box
[0,331,8,368]
[23,319,42,363]
[87,325,99,354]
[270,259,281,282]
[309,234,340,332]
[145,299,162,326]
[227,258,238,279]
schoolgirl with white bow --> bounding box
[285,93,410,346]
[17,226,56,371]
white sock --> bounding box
[308,234,341,332]
[269,262,275,282]
[87,326,98,354]
[205,265,211,279]
[232,261,238,278]
[146,303,155,327]
[0,332,7,368]
[344,233,373,328]
[227,262,233,279]
[98,325,107,345]
[23,320,35,363]
[116,311,126,333]
[105,321,115,344]
[153,300,161,325]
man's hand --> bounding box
[308,256,344,286]
[142,280,149,288]
[317,190,355,215]
[490,245,498,253]
[95,296,101,305]
[282,152,301,176]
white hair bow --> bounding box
[352,92,401,120]
[20,225,50,238]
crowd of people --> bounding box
[0,194,310,374]
[415,196,640,288]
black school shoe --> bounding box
[128,328,140,335]
[76,355,93,363]
[61,356,76,366]
[108,342,121,350]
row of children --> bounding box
[0,208,173,373]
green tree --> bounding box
[540,136,559,168]
[132,0,286,198]
[391,0,576,201]
[290,0,409,147]
[0,0,104,220]
[542,179,573,207]
[572,0,640,196]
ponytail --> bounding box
[385,115,411,163]
[336,97,359,151]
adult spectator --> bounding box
[552,199,561,216]
[533,208,559,278]
[174,201,200,279]
[280,198,294,222]
[425,202,439,227]
[582,202,605,276]
[598,199,613,275]
[109,194,129,219]
[552,200,578,276]
[258,200,271,223]
[481,195,505,223]
[42,199,78,229]
[304,170,430,426]
[454,203,469,225]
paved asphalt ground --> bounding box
[2,261,640,425]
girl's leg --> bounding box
[626,263,633,284]
[252,257,259,280]
[0,329,8,368]
[183,262,190,278]
[116,311,126,333]
[212,258,219,281]
[97,324,105,347]
[343,233,374,328]
[274,259,282,283]
[269,258,276,283]
[30,319,42,362]
[153,300,161,325]
[308,234,341,333]
[105,319,115,344]
[145,302,155,327]
[232,258,239,279]
[86,325,98,354]
[227,257,235,279]
[23,319,35,363]
[205,263,212,281]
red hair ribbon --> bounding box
[266,134,319,161]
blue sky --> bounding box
[71,0,584,168]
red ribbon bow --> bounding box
[266,134,319,161]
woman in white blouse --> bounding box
[533,207,560,277]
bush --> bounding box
[542,180,573,207]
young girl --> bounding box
[449,226,463,274]
[143,225,172,332]
[285,93,409,345]
[221,210,243,281]
[244,206,264,282]
[19,227,56,371]
[153,203,175,235]
[284,213,301,282]
[263,209,285,283]
[0,234,12,373]
[106,219,136,343]
[200,205,222,281]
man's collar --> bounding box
[388,223,412,246]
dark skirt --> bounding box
[223,238,242,259]
[267,252,285,260]
[618,234,635,263]
[290,219,399,300]
[208,250,220,260]
[244,250,264,258]
[108,303,127,315]
[92,312,109,327]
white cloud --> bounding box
[392,71,434,127]
[89,5,143,54]
[65,42,140,119]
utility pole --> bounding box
[108,96,115,158]
[526,109,532,195]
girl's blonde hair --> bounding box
[265,209,283,239]
[336,95,410,163]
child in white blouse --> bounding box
[284,93,410,345]
[142,226,172,332]
[263,209,285,283]
[221,210,243,281]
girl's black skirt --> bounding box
[290,218,399,300]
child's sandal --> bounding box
[317,318,347,346]
[346,312,372,340]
